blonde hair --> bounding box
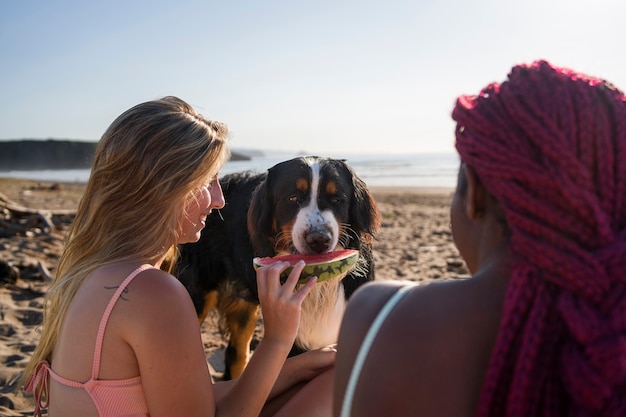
[21,96,230,388]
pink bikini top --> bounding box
[24,265,155,416]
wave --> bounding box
[0,152,459,188]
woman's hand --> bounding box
[286,344,336,381]
[267,344,336,402]
[255,260,317,350]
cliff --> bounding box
[0,139,249,171]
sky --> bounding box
[1,0,626,156]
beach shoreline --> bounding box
[0,177,466,416]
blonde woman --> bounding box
[21,96,335,416]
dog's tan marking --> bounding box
[220,298,260,379]
[326,180,337,195]
[275,222,296,254]
[198,290,218,324]
[296,177,308,192]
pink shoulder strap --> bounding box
[91,264,155,379]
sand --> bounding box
[0,178,468,416]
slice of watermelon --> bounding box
[252,249,359,284]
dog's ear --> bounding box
[343,162,381,243]
[247,174,276,256]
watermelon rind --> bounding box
[252,249,359,284]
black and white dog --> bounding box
[176,156,381,379]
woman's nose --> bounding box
[211,183,225,209]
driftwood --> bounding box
[37,260,54,281]
[0,191,76,237]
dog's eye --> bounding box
[288,195,299,205]
[329,196,343,205]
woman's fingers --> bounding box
[256,261,289,294]
[257,260,317,301]
[255,260,316,346]
[280,260,306,289]
[280,260,318,303]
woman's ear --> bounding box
[462,164,487,220]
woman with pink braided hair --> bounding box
[333,60,626,416]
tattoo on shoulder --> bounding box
[104,285,130,301]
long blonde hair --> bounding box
[21,96,230,388]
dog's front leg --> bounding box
[221,298,260,380]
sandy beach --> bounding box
[0,178,468,416]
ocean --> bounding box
[0,152,460,189]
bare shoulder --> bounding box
[114,268,215,414]
[343,280,412,321]
[338,280,413,352]
[335,279,416,415]
[336,277,506,416]
[114,268,199,335]
[124,268,191,304]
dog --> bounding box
[176,156,381,379]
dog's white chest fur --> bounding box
[297,278,347,349]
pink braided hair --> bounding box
[452,60,626,416]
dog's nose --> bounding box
[305,231,332,253]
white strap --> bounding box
[340,285,413,417]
